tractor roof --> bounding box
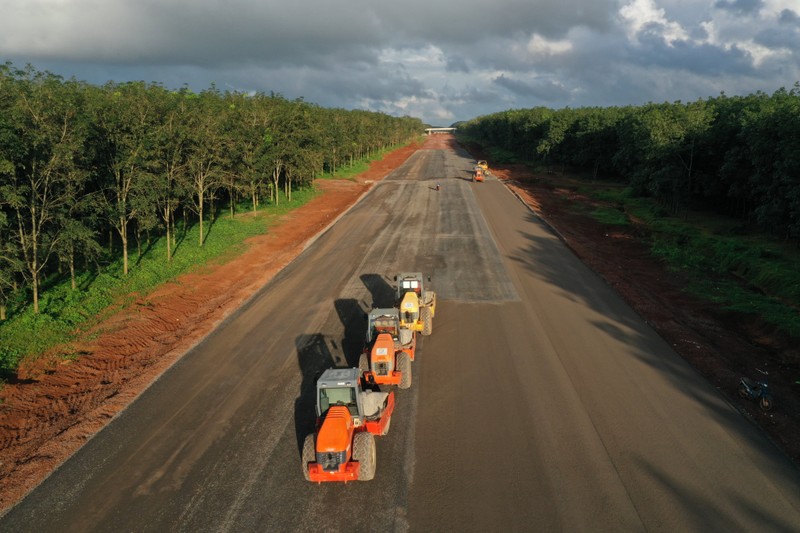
[368,308,399,321]
[317,368,360,388]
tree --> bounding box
[90,81,159,275]
[183,89,224,246]
[0,69,89,313]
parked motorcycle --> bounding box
[738,369,773,411]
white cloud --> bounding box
[620,0,690,45]
[527,34,573,57]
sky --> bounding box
[2,0,799,125]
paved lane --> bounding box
[3,142,799,532]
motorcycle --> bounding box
[738,369,773,411]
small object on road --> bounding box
[436,183,441,191]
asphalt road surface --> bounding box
[3,144,800,532]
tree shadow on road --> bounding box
[334,298,368,367]
[360,273,395,308]
[293,333,336,455]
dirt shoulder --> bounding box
[477,151,800,468]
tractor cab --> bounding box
[317,368,364,425]
[394,272,436,336]
[366,308,413,346]
[395,272,425,301]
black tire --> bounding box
[302,434,315,481]
[381,415,392,436]
[759,396,773,412]
[353,432,376,481]
[421,306,433,336]
[359,352,369,373]
[397,352,412,389]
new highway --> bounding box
[3,141,799,531]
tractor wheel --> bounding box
[353,432,376,481]
[381,416,392,436]
[759,396,773,412]
[359,353,369,373]
[301,434,315,481]
[398,352,412,389]
[421,307,433,336]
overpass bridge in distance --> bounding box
[425,127,456,134]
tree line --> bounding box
[0,63,423,318]
[458,84,800,241]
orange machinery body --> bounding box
[307,395,395,483]
[365,331,415,386]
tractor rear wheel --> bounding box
[398,352,412,389]
[421,307,433,336]
[302,434,315,481]
[359,353,369,373]
[353,432,376,481]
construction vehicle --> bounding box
[395,272,436,336]
[473,166,485,182]
[359,307,416,389]
[302,367,395,483]
[477,160,489,171]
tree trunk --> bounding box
[70,250,76,290]
[198,186,205,246]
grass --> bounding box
[0,187,320,378]
[318,139,422,182]
[570,183,800,337]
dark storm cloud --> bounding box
[629,33,754,76]
[713,0,764,15]
[445,55,470,73]
[779,9,800,24]
[2,0,799,124]
[493,74,568,102]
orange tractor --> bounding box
[302,367,395,482]
[473,166,485,182]
[359,308,416,389]
[395,272,436,336]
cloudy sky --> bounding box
[2,0,799,125]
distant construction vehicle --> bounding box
[302,368,395,482]
[473,166,485,182]
[477,160,489,171]
[359,308,416,389]
[395,272,436,336]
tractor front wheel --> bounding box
[302,434,315,481]
[353,432,376,481]
[398,352,412,389]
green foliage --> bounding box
[459,84,800,240]
[0,60,424,357]
[577,183,800,337]
[589,207,629,226]
[0,186,320,377]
